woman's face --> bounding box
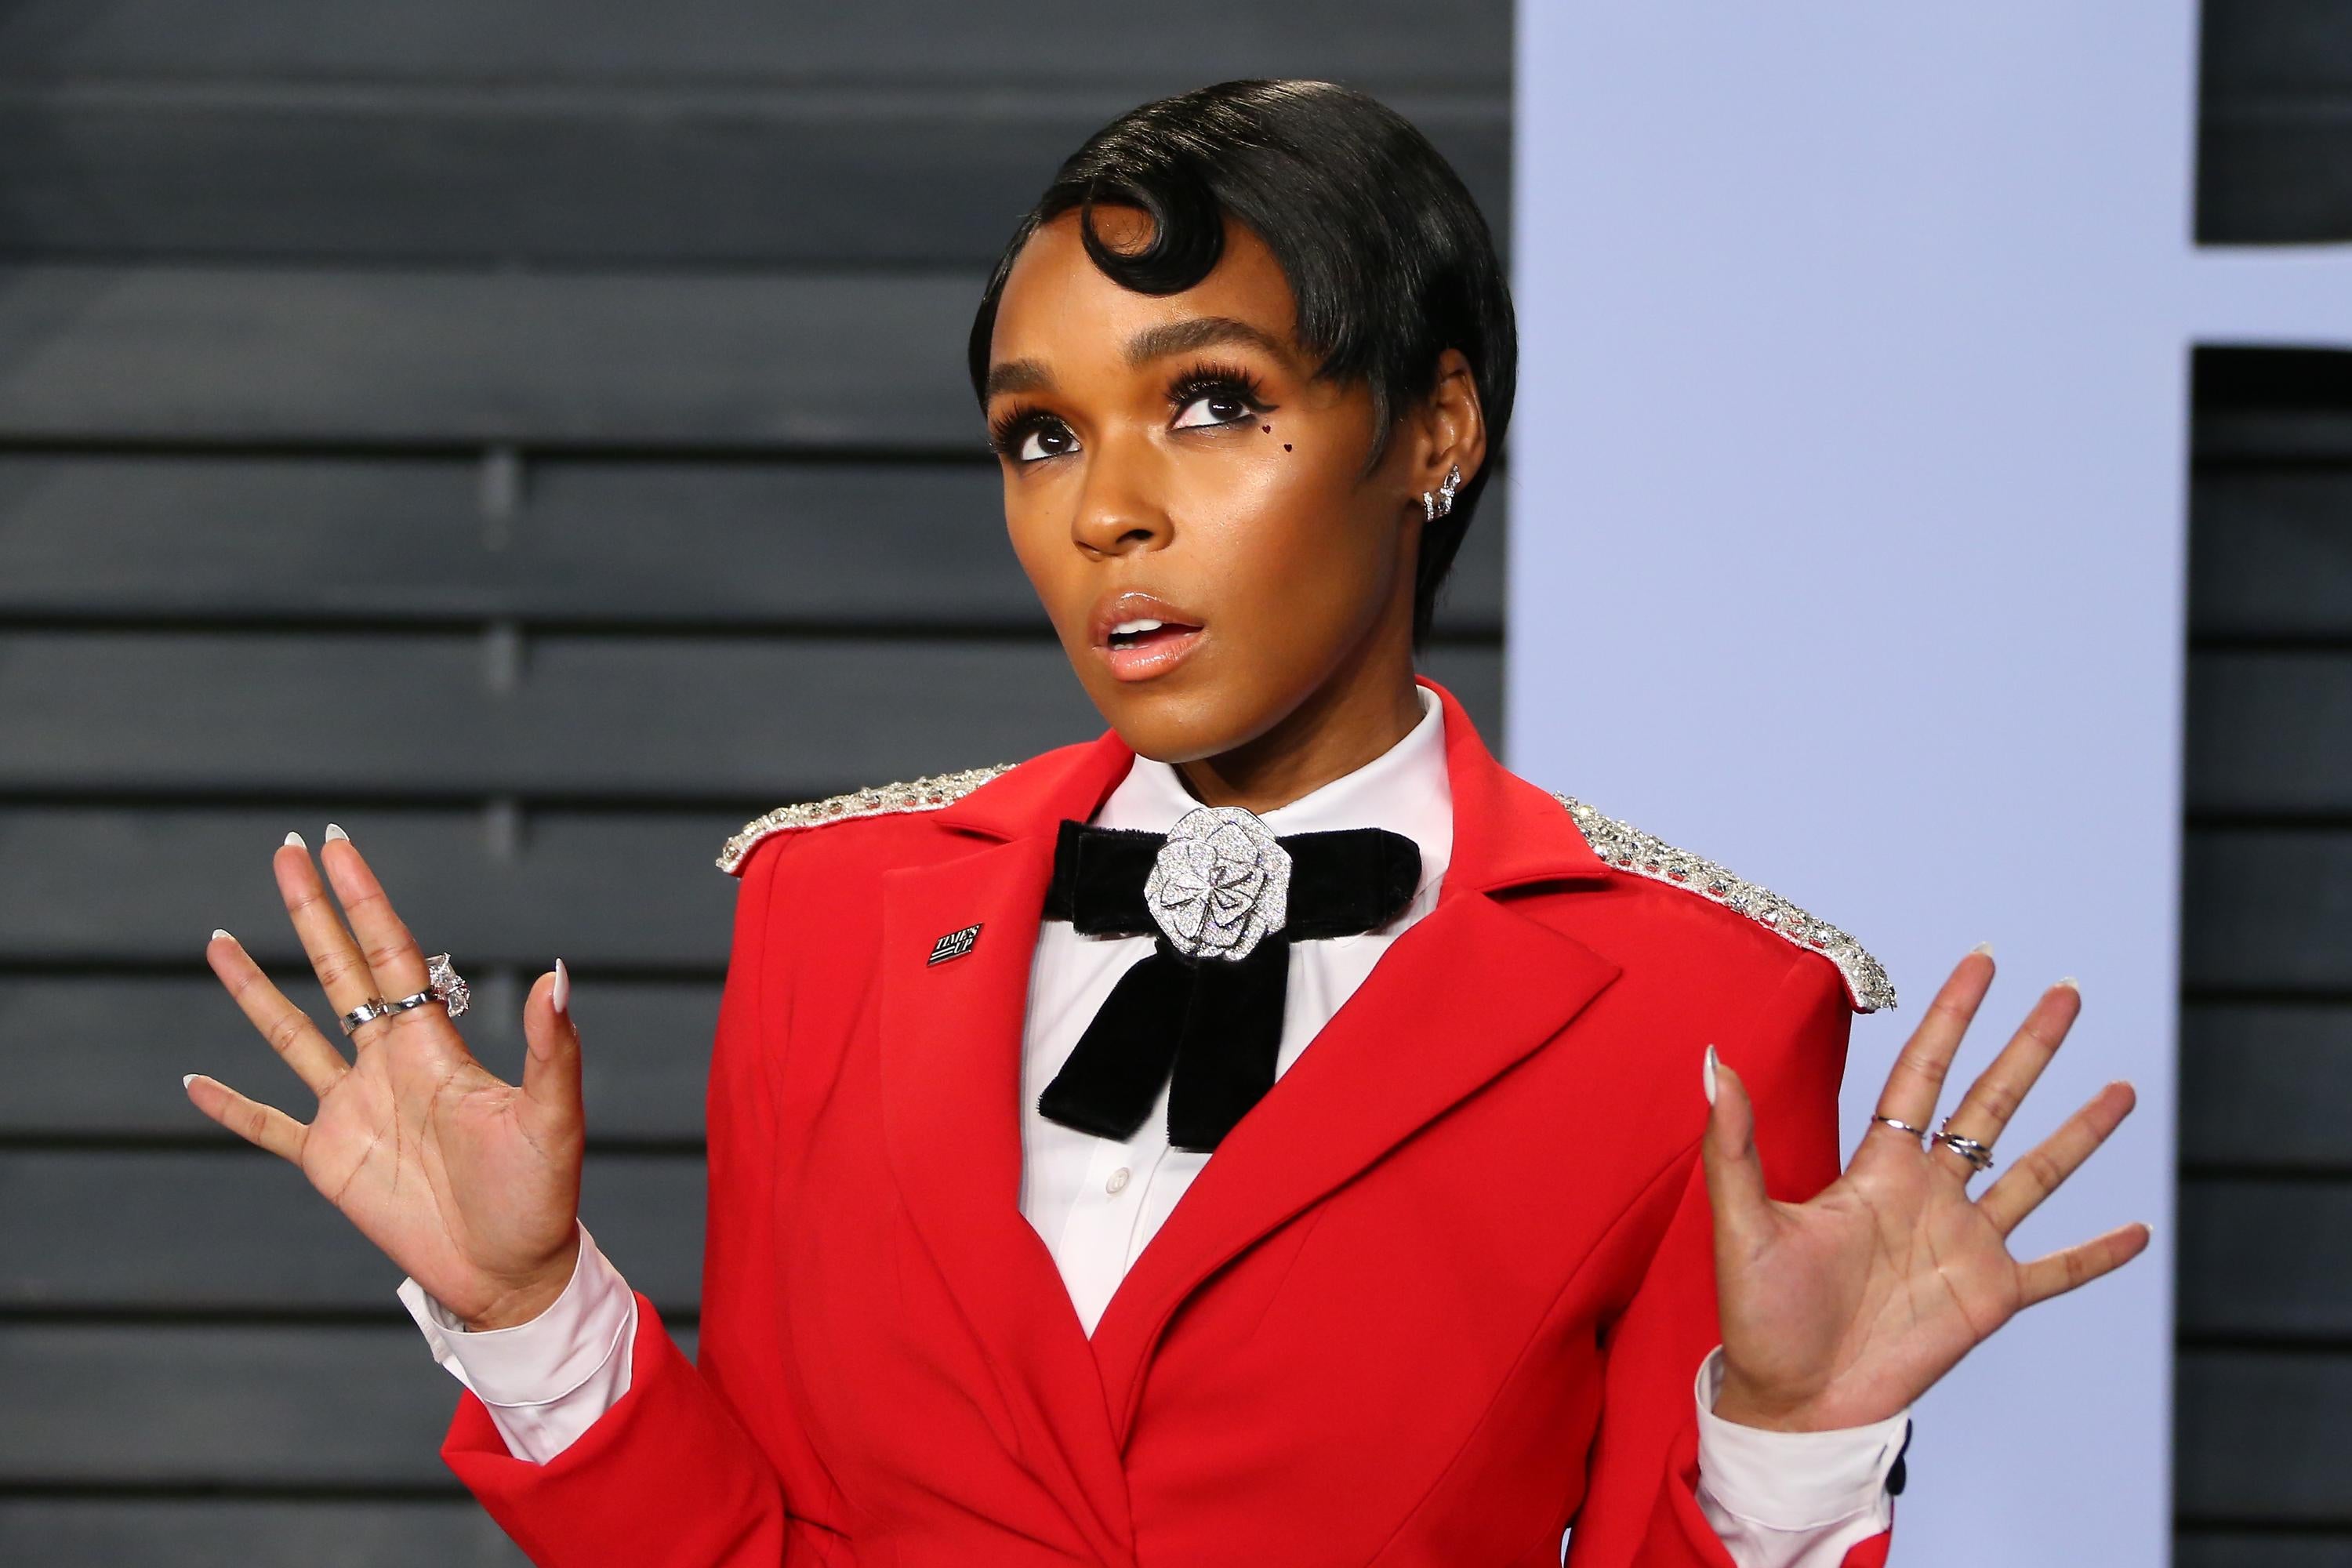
[984,205,1455,772]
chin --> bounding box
[1094,683,1299,768]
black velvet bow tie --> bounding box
[1036,815,1421,1152]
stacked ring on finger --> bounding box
[1871,1115,1930,1141]
[1934,1116,1996,1173]
[338,996,394,1036]
[379,952,471,1022]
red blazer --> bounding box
[436,676,1898,1567]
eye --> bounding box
[1166,360,1273,432]
[990,408,1080,464]
[1171,387,1257,430]
[1016,422,1080,462]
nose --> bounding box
[1068,433,1171,557]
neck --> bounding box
[1173,654,1425,816]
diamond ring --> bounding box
[379,953,471,1021]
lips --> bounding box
[1088,590,1207,683]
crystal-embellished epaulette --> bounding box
[717,764,1019,876]
[1553,794,1896,1014]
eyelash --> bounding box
[987,358,1275,462]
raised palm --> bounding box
[1704,949,2147,1430]
[187,830,586,1330]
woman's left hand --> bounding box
[1702,946,2150,1431]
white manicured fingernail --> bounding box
[1703,1044,1719,1105]
[283,831,305,849]
[2057,975,2079,991]
[552,958,571,1015]
[210,928,231,942]
[1970,940,1994,956]
[182,1073,198,1089]
[325,822,349,842]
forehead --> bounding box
[989,206,1302,369]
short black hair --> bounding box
[967,78,1515,647]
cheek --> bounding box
[1002,495,1082,633]
[1216,453,1393,598]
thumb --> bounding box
[1700,1044,1773,1250]
[518,959,584,1134]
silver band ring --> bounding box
[1871,1115,1929,1140]
[379,953,470,1022]
[1935,1117,1996,1173]
[339,997,393,1036]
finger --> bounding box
[205,927,349,1098]
[1978,1080,2136,1235]
[517,961,584,1136]
[182,1071,308,1163]
[272,831,391,1048]
[317,823,434,1007]
[1875,944,1996,1128]
[2016,1219,2152,1308]
[1700,1046,1776,1255]
[1934,978,2081,1179]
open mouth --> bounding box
[1090,590,1209,682]
[1106,617,1202,652]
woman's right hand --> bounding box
[187,826,586,1330]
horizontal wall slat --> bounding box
[2196,412,2352,463]
[0,634,1501,799]
[2,975,720,1138]
[0,1501,526,1567]
[1,807,734,967]
[2177,1350,2352,1523]
[0,0,1510,85]
[0,267,982,449]
[0,1151,704,1311]
[2178,1179,2352,1338]
[2189,469,2352,638]
[0,89,1508,267]
[0,630,1505,799]
[2182,829,2352,991]
[0,1323,691,1484]
[0,633,1098,798]
[2181,1002,2352,1168]
[2176,1534,2352,1568]
[0,452,1507,635]
[2187,652,2352,813]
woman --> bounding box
[187,81,2146,1566]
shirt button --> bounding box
[1105,1167,1131,1194]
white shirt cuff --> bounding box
[1692,1345,1904,1568]
[395,1218,638,1464]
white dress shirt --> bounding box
[400,685,1904,1564]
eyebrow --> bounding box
[983,314,1294,401]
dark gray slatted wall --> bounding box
[0,5,1511,1563]
[2181,6,2352,1563]
[2179,351,2352,1568]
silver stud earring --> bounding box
[1421,463,1463,523]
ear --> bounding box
[1406,347,1489,506]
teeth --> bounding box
[1111,619,1166,637]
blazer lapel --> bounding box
[876,737,1140,1558]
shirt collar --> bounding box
[1091,684,1454,901]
